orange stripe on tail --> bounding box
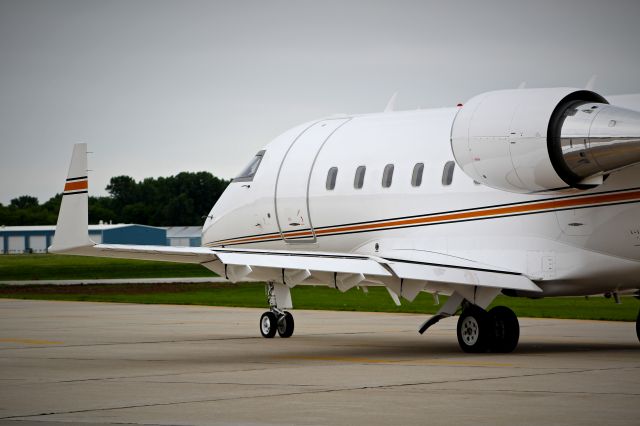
[64,180,88,192]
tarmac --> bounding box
[0,299,638,426]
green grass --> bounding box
[1,254,637,321]
[0,282,637,321]
[0,254,216,280]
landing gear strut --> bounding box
[259,282,295,338]
[456,304,519,353]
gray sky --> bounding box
[1,0,639,204]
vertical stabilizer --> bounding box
[49,143,93,252]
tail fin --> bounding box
[49,143,93,253]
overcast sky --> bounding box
[1,0,639,204]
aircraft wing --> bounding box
[62,243,393,285]
[58,243,540,292]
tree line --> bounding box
[0,172,230,226]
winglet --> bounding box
[49,143,93,253]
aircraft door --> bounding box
[275,118,350,242]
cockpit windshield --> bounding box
[233,150,265,182]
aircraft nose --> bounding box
[558,103,640,182]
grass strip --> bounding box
[0,254,216,280]
[1,282,637,321]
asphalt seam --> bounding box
[0,331,394,351]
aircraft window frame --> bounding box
[326,167,338,190]
[382,164,394,188]
[442,160,455,186]
[354,165,366,189]
[233,150,266,182]
[411,163,424,187]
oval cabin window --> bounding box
[442,161,455,186]
[382,164,394,188]
[326,167,338,190]
[411,163,424,187]
[354,166,366,189]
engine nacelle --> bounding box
[451,87,640,193]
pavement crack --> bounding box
[120,380,321,387]
[425,387,640,397]
[2,365,636,420]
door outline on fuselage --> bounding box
[274,117,352,243]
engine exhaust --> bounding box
[549,99,640,187]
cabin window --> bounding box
[411,163,424,187]
[442,161,455,186]
[354,165,366,189]
[326,167,338,190]
[233,150,265,182]
[382,164,394,188]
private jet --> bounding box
[50,86,640,353]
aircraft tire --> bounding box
[260,312,277,338]
[277,311,295,338]
[489,306,520,353]
[457,306,491,353]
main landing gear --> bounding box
[457,304,520,353]
[259,282,295,338]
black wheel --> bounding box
[260,311,277,338]
[457,306,491,353]
[489,306,520,353]
[277,311,295,338]
[636,309,639,343]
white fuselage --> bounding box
[202,107,640,297]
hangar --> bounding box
[165,226,202,247]
[0,224,166,254]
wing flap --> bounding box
[388,260,538,292]
[380,250,541,293]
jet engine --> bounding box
[450,88,640,193]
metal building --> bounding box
[0,224,167,254]
[165,226,202,247]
